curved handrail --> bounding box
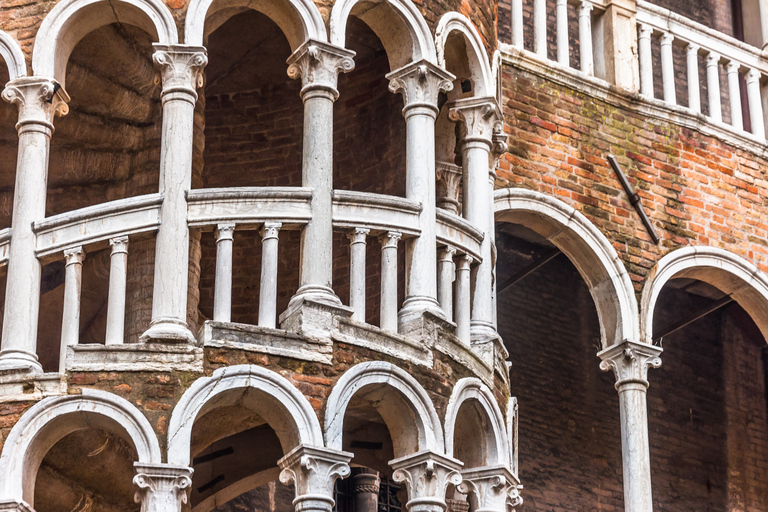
[187,187,313,228]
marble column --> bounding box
[60,246,85,371]
[259,222,282,329]
[437,246,456,323]
[458,466,521,512]
[213,223,235,323]
[140,45,207,344]
[352,469,381,512]
[387,61,454,329]
[133,463,193,512]
[348,227,370,322]
[380,231,402,333]
[598,340,662,512]
[105,236,129,345]
[0,77,69,373]
[390,450,463,512]
[279,445,353,512]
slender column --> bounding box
[511,0,524,48]
[556,0,569,66]
[387,61,454,327]
[449,98,501,343]
[598,340,663,512]
[437,246,456,323]
[533,0,547,57]
[746,69,765,138]
[279,445,353,512]
[105,236,129,346]
[348,227,369,322]
[458,466,520,512]
[660,33,676,105]
[390,450,463,512]
[0,77,69,373]
[258,222,282,329]
[133,463,193,512]
[578,1,594,75]
[141,45,207,344]
[379,231,401,333]
[638,24,654,99]
[213,223,235,323]
[287,41,355,309]
[726,61,743,130]
[686,44,701,113]
[706,52,722,122]
[454,254,472,345]
[351,469,381,512]
[59,246,85,372]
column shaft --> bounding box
[259,222,282,329]
[60,247,85,372]
[578,2,594,75]
[686,44,701,113]
[380,231,401,333]
[746,69,766,138]
[213,224,235,322]
[556,0,569,66]
[511,0,524,47]
[707,53,722,122]
[727,61,743,130]
[618,384,654,512]
[437,247,456,323]
[105,236,129,345]
[455,254,472,345]
[638,24,654,98]
[660,33,676,105]
[348,228,369,322]
[534,0,548,57]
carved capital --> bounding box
[287,40,356,100]
[436,161,462,214]
[260,221,282,241]
[380,230,402,249]
[458,465,521,512]
[347,227,370,244]
[389,450,463,509]
[152,44,208,101]
[110,236,130,255]
[449,97,502,145]
[63,246,85,266]
[279,445,353,511]
[598,340,662,389]
[133,463,193,512]
[215,223,236,242]
[387,60,455,115]
[2,77,70,130]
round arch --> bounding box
[0,388,161,506]
[167,365,324,466]
[640,246,768,343]
[32,0,178,87]
[444,378,509,467]
[185,0,326,50]
[0,31,27,81]
[330,0,437,70]
[435,13,493,97]
[324,361,444,456]
[494,187,639,348]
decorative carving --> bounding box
[215,223,236,242]
[490,120,508,171]
[380,231,402,249]
[347,227,370,244]
[436,161,463,214]
[598,340,663,389]
[279,445,353,511]
[2,77,69,128]
[458,465,520,512]
[260,222,282,242]
[63,246,85,266]
[449,96,502,144]
[133,463,193,512]
[389,450,463,508]
[110,236,130,255]
[387,60,455,113]
[287,40,356,99]
[152,44,208,98]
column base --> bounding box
[139,318,197,344]
[398,309,456,341]
[470,322,504,368]
[279,297,353,342]
[288,285,343,310]
[398,296,445,329]
[0,349,43,374]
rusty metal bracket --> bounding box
[608,155,660,244]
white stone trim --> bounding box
[435,13,494,97]
[444,377,509,467]
[0,32,27,81]
[0,388,161,505]
[32,0,178,86]
[494,187,639,348]
[167,365,324,466]
[184,0,327,51]
[324,361,444,455]
[640,246,768,342]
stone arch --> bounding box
[167,364,324,466]
[324,361,444,457]
[444,378,509,468]
[435,13,493,97]
[0,388,161,506]
[184,0,326,51]
[32,0,178,87]
[640,246,768,343]
[494,187,639,348]
[330,0,437,70]
[0,31,27,81]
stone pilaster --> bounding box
[133,463,193,512]
[278,445,353,512]
[389,450,463,512]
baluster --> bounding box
[556,0,569,66]
[726,61,744,130]
[660,33,676,104]
[258,222,282,329]
[213,223,235,323]
[534,0,547,57]
[437,246,457,323]
[706,52,722,122]
[60,246,85,372]
[379,231,401,333]
[105,236,129,345]
[746,69,766,138]
[454,254,472,345]
[638,23,654,98]
[686,44,701,113]
[348,228,370,323]
[578,1,594,75]
[511,0,524,47]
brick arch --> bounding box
[0,31,27,81]
[435,13,493,98]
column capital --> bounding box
[598,339,662,389]
[215,223,236,242]
[387,60,455,116]
[458,465,521,512]
[133,463,193,512]
[260,221,282,241]
[686,42,700,55]
[726,60,740,73]
[747,68,762,83]
[707,52,721,65]
[578,0,593,15]
[380,230,402,248]
[63,245,85,265]
[2,76,69,131]
[660,32,674,45]
[278,445,353,512]
[638,22,653,38]
[287,39,356,100]
[389,450,463,512]
[347,226,370,243]
[110,236,130,254]
[448,97,502,146]
[152,44,208,103]
[438,245,457,261]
